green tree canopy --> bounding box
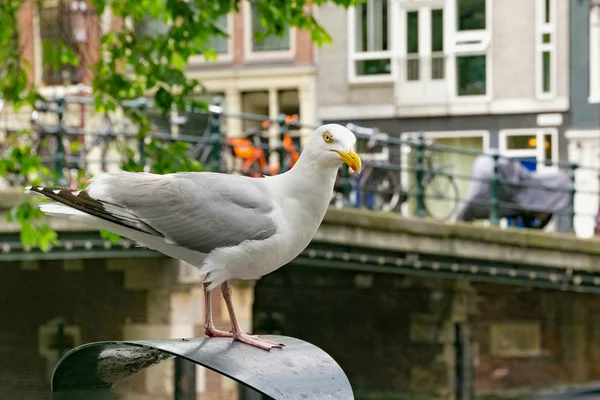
[1,0,357,114]
[0,0,358,251]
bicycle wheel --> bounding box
[423,173,459,220]
[360,168,402,213]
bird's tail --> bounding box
[198,263,230,291]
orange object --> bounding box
[224,125,300,176]
[227,138,255,159]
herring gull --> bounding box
[26,124,361,350]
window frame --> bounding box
[455,53,487,97]
[448,0,492,101]
[36,0,82,88]
[188,13,234,65]
[590,6,600,103]
[243,1,296,62]
[498,128,559,172]
[347,0,395,84]
[399,129,491,218]
[535,0,557,99]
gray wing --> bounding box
[31,171,279,254]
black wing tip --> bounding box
[25,185,83,198]
[24,184,161,237]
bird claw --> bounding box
[205,326,233,338]
[234,332,285,351]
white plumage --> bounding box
[29,123,361,350]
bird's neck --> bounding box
[272,154,339,225]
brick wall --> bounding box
[15,0,314,88]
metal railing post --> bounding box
[138,103,147,170]
[414,132,427,217]
[341,165,352,206]
[137,136,146,170]
[489,150,501,226]
[210,96,223,172]
[55,97,68,186]
[569,162,578,233]
[277,114,287,173]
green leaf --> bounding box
[100,230,121,244]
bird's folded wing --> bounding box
[30,171,279,254]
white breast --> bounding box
[199,166,338,289]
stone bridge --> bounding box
[2,189,600,398]
[3,188,597,293]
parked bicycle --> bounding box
[336,123,460,220]
[190,113,301,177]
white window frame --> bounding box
[347,0,395,84]
[189,13,234,65]
[243,1,296,61]
[590,6,600,103]
[498,128,559,172]
[399,129,490,217]
[398,2,446,84]
[447,0,493,102]
[535,0,557,99]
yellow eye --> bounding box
[322,132,333,143]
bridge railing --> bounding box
[344,125,587,236]
[0,96,596,237]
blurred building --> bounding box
[183,3,318,137]
[315,0,570,223]
[565,0,600,238]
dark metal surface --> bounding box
[51,335,354,400]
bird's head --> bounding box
[304,124,362,173]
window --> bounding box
[398,5,445,85]
[406,11,419,81]
[39,2,79,86]
[457,0,485,31]
[188,13,232,64]
[208,14,230,54]
[536,0,555,97]
[453,0,490,98]
[431,9,444,80]
[251,4,290,52]
[349,0,392,81]
[457,55,486,96]
[400,130,490,219]
[591,6,600,103]
[499,129,558,172]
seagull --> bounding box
[25,124,361,350]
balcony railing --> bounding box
[1,95,596,237]
[403,53,446,82]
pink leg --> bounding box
[204,283,233,338]
[220,281,284,351]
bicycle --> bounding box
[336,123,460,220]
[190,113,301,177]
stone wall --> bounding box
[0,256,253,400]
[253,266,477,399]
[471,282,600,397]
[254,265,600,400]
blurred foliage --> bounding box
[0,0,358,251]
[0,131,61,251]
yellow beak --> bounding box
[333,150,362,173]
